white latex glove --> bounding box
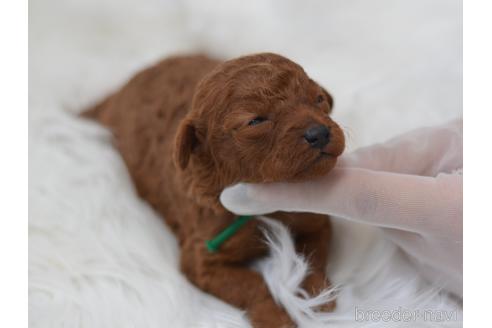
[221,119,463,297]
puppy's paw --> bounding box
[301,272,336,312]
[248,299,296,328]
[317,299,337,312]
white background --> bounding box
[1,0,484,327]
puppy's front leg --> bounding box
[268,211,336,312]
[294,216,336,312]
[202,265,294,328]
[180,220,295,328]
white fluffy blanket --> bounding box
[29,0,463,327]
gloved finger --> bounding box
[330,169,463,232]
[220,168,462,232]
[338,119,462,177]
[220,183,280,215]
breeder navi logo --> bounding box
[355,306,458,323]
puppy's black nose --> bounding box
[304,125,330,149]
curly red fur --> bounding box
[83,53,345,328]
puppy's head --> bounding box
[175,53,345,206]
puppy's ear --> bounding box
[174,119,198,170]
[321,87,334,113]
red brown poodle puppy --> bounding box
[83,53,345,328]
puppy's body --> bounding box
[84,54,344,327]
[87,56,221,241]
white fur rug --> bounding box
[29,0,463,327]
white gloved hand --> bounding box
[220,119,463,296]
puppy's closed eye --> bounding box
[248,116,267,126]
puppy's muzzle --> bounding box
[303,124,331,149]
